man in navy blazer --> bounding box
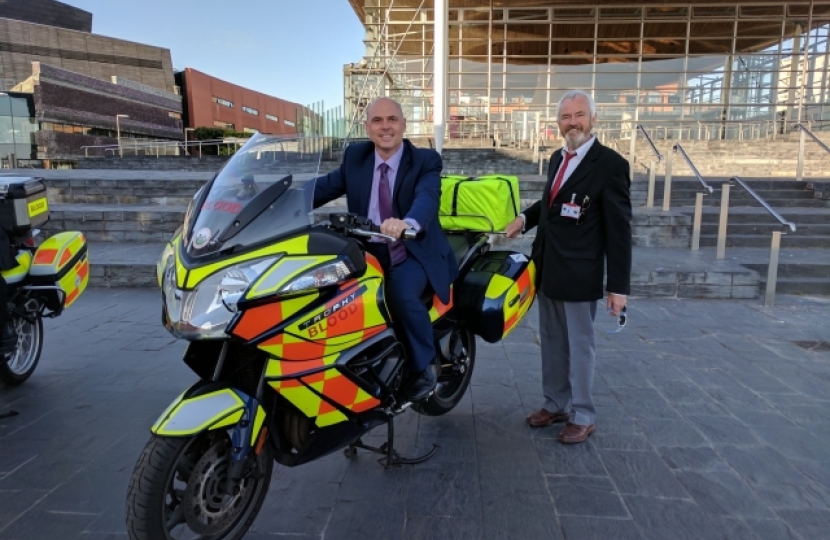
[314,97,458,401]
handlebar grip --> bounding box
[402,228,423,240]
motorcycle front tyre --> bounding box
[125,432,273,540]
[0,315,43,387]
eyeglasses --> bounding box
[606,305,627,334]
[576,196,591,225]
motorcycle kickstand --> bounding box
[345,415,439,469]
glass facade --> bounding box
[0,92,36,161]
[344,1,830,143]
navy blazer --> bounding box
[313,139,458,304]
[523,140,632,302]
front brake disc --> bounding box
[182,439,250,535]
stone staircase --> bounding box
[9,148,830,298]
[647,176,830,295]
[630,133,830,178]
[29,168,691,291]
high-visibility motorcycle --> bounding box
[0,176,89,387]
[125,134,536,540]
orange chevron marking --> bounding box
[59,249,73,267]
[234,302,283,341]
[34,249,58,265]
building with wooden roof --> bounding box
[343,1,830,146]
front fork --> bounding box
[225,395,260,493]
[222,343,270,494]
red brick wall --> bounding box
[179,68,302,135]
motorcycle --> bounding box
[0,176,89,386]
[125,135,536,540]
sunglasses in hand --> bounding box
[607,305,627,334]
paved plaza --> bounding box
[1,288,829,540]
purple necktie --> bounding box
[378,163,407,266]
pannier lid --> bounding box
[0,176,46,198]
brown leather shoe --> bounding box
[526,409,570,427]
[558,422,595,444]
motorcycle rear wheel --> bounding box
[414,327,476,416]
[126,431,273,540]
[0,315,43,387]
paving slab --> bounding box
[1,289,829,539]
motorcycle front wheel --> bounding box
[126,431,273,540]
[0,315,43,386]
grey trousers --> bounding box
[538,292,598,426]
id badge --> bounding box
[561,194,580,219]
[561,203,580,219]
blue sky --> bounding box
[67,0,366,110]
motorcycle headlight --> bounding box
[157,242,175,288]
[278,259,355,294]
[163,256,278,339]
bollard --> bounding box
[796,128,806,181]
[538,156,544,176]
[646,160,656,208]
[662,150,673,211]
[716,183,730,260]
[691,192,704,250]
[764,231,782,307]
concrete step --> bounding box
[682,207,830,225]
[699,234,830,248]
[88,242,164,288]
[45,177,207,205]
[655,189,818,201]
[700,223,830,236]
[669,199,829,208]
[760,277,830,296]
[43,204,186,243]
[742,262,830,279]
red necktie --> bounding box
[378,163,407,266]
[549,150,576,207]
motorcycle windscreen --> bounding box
[183,134,322,257]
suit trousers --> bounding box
[366,242,435,373]
[538,291,598,426]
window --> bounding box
[214,121,235,129]
[168,111,182,119]
[284,119,295,127]
[243,127,257,134]
[242,106,259,116]
[266,114,279,122]
[212,97,234,108]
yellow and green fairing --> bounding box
[152,386,266,441]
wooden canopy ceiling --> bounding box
[347,0,829,64]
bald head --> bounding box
[364,97,407,160]
[365,97,405,120]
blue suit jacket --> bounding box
[314,139,458,304]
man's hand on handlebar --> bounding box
[380,218,410,240]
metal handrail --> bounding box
[725,176,797,307]
[792,123,830,154]
[80,138,228,152]
[672,144,713,194]
[636,124,663,163]
[729,176,797,233]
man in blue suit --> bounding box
[314,97,458,401]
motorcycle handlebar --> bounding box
[327,213,423,241]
